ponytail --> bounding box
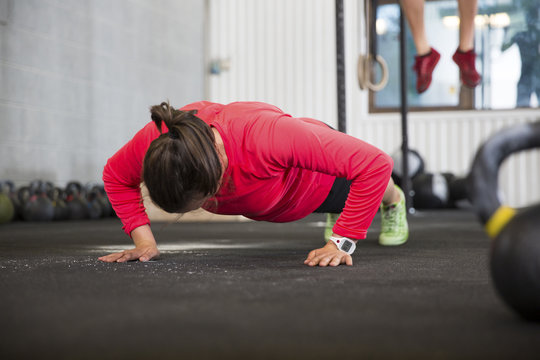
[143,101,222,213]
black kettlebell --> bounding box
[65,181,88,220]
[1,180,22,220]
[84,184,103,220]
[491,204,540,321]
[48,187,70,221]
[19,181,55,222]
[412,172,449,209]
[442,173,468,208]
[0,181,15,224]
[467,121,540,321]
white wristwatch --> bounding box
[329,236,356,255]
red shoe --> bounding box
[452,49,481,88]
[412,48,440,93]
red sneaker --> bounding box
[412,48,441,93]
[452,49,481,88]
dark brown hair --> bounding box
[142,101,222,213]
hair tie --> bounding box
[168,131,179,140]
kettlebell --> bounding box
[467,121,540,321]
[48,187,70,221]
[1,180,22,220]
[442,173,468,208]
[19,181,55,222]
[65,181,88,220]
[0,181,15,224]
[412,172,449,209]
[84,184,103,220]
[91,185,112,218]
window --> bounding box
[369,0,540,112]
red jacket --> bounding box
[103,101,393,239]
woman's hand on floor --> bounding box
[304,241,353,267]
[98,225,159,263]
[98,245,160,263]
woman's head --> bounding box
[143,101,222,213]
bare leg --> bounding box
[457,0,477,52]
[382,178,401,205]
[400,0,431,55]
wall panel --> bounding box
[207,0,337,122]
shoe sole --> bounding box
[379,232,409,246]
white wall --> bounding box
[0,0,205,186]
[207,0,540,208]
[206,0,337,123]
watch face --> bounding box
[341,240,352,252]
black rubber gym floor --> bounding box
[1,210,539,359]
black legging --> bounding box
[313,177,351,214]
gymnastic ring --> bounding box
[466,120,540,321]
[357,54,389,92]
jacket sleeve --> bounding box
[102,122,161,237]
[263,115,393,239]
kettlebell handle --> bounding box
[467,121,540,235]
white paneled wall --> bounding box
[207,0,337,123]
[207,0,540,208]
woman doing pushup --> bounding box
[99,101,408,267]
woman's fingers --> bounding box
[305,250,353,267]
[318,254,335,267]
[330,254,353,266]
[305,251,327,266]
[329,256,342,266]
[98,250,139,263]
[98,247,160,263]
[98,252,126,263]
[116,250,136,263]
[304,249,319,264]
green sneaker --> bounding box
[379,185,409,246]
[324,213,340,242]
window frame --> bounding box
[366,0,495,113]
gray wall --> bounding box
[0,0,205,186]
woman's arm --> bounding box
[272,117,392,266]
[99,122,161,262]
[102,121,162,235]
[103,102,218,236]
[265,115,393,239]
[99,101,219,262]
